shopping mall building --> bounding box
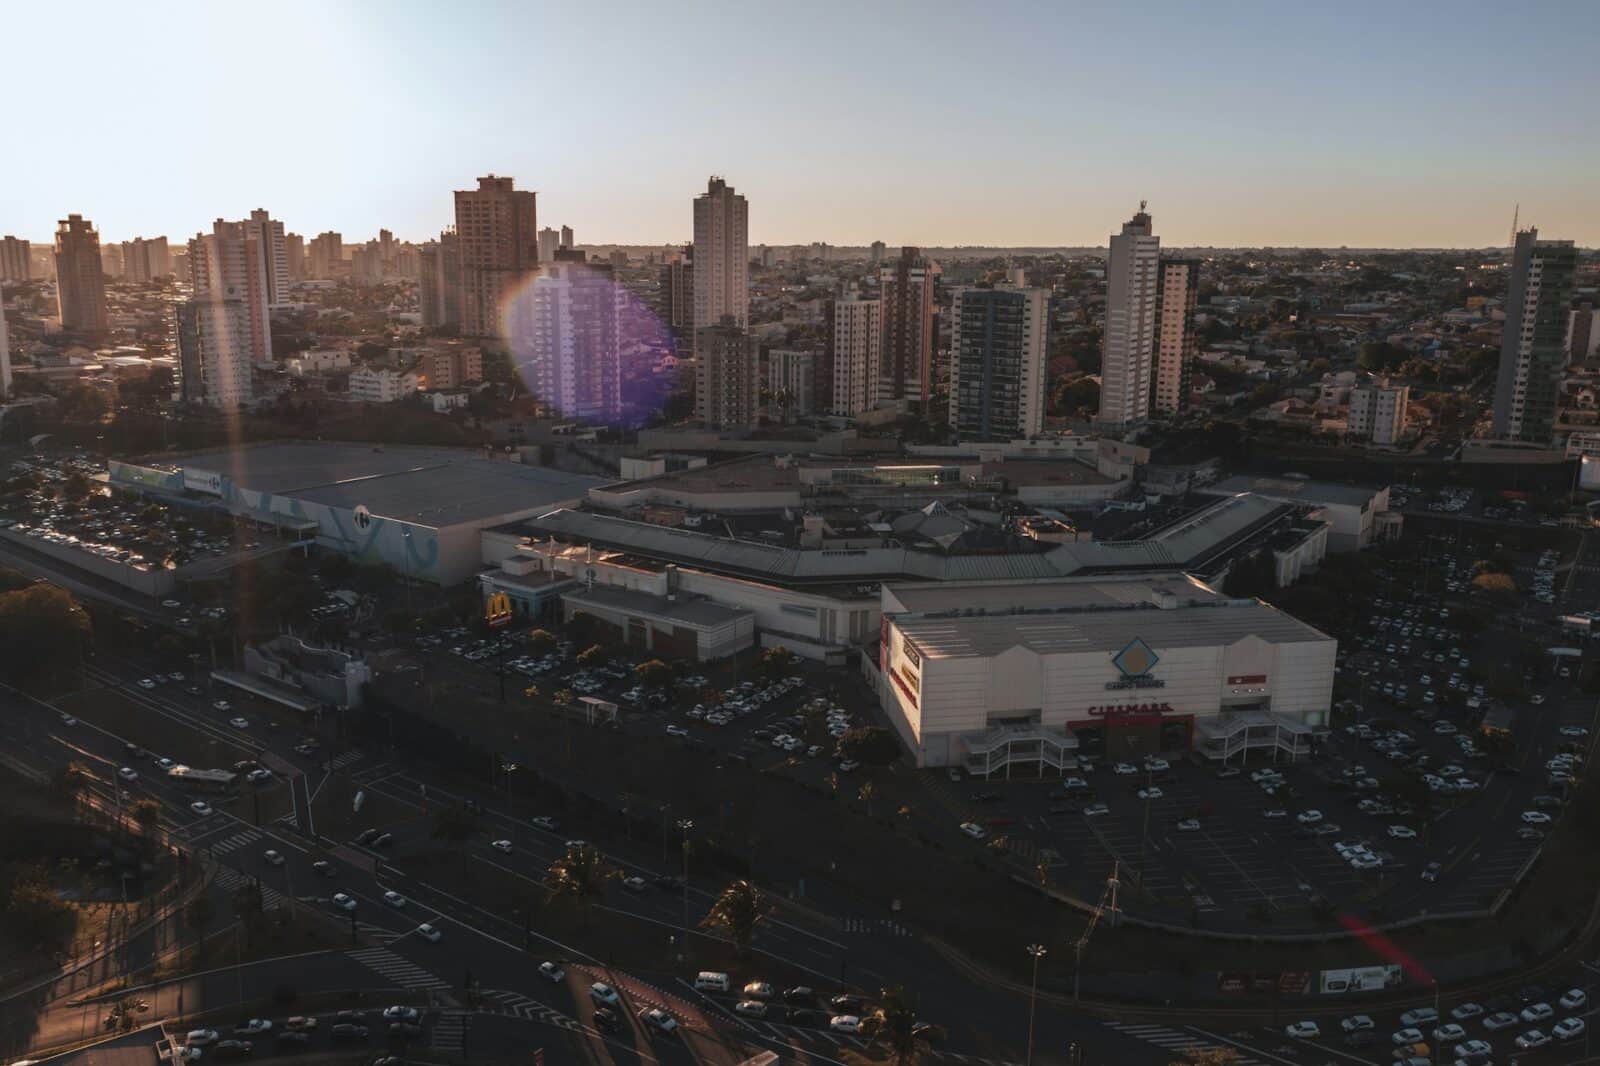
[871,575,1336,774]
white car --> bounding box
[383,890,407,908]
[538,961,565,983]
[1449,1002,1483,1021]
[229,718,250,729]
[1082,804,1110,817]
[1515,1029,1550,1049]
[531,816,557,831]
[186,1029,220,1047]
[416,923,442,943]
[1261,808,1287,819]
[59,714,77,726]
[1559,988,1587,1010]
[1340,1015,1374,1033]
[491,839,512,853]
[589,982,622,1006]
[1555,1017,1587,1041]
[190,801,213,816]
[213,700,230,711]
[734,1000,768,1018]
[246,768,273,784]
[1284,1021,1319,1038]
[1136,787,1163,800]
[331,893,357,912]
[1296,810,1323,825]
[118,767,139,782]
[234,1019,272,1035]
[1522,811,1553,825]
[263,849,285,866]
[666,725,689,738]
[1483,1011,1519,1030]
[1559,726,1588,737]
[1522,1002,1554,1022]
[382,1006,420,1022]
[1431,1022,1465,1042]
[1390,1027,1423,1045]
[829,1015,861,1033]
[639,1008,678,1034]
[1387,825,1417,840]
[139,678,157,690]
[1176,819,1201,831]
[960,822,988,840]
[1112,763,1138,775]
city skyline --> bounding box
[3,1,1597,249]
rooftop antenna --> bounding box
[1139,199,1147,213]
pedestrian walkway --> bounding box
[431,1010,468,1051]
[477,989,582,1032]
[212,866,287,910]
[328,750,366,772]
[346,946,451,990]
[207,829,264,856]
[840,917,913,936]
[1101,1021,1266,1065]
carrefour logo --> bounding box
[1107,637,1165,690]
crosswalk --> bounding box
[213,866,288,910]
[431,1010,468,1051]
[328,750,366,772]
[840,917,913,936]
[478,989,582,1032]
[1102,1021,1266,1065]
[208,829,264,856]
[177,814,234,841]
[347,946,451,990]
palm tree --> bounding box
[545,844,618,929]
[103,995,149,1033]
[858,781,878,818]
[861,987,943,1066]
[700,879,769,958]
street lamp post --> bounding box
[1024,943,1047,1066]
[677,819,693,962]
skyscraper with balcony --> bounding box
[879,247,936,408]
[188,218,273,364]
[246,209,291,306]
[691,177,748,352]
[419,230,461,329]
[54,215,108,335]
[824,291,881,417]
[694,316,760,429]
[948,285,1048,441]
[175,297,252,407]
[0,236,29,282]
[308,231,343,279]
[120,237,171,282]
[454,174,539,337]
[1492,228,1578,443]
[1097,204,1161,428]
[504,262,622,423]
[1152,258,1199,416]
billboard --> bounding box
[1319,964,1401,994]
[182,467,224,495]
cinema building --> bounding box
[871,575,1336,774]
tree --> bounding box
[432,804,480,847]
[837,726,902,768]
[861,987,943,1066]
[526,629,556,654]
[103,996,150,1033]
[545,844,618,929]
[758,646,795,681]
[635,658,675,691]
[1173,1049,1240,1066]
[0,583,92,684]
[700,879,769,958]
[575,644,607,669]
[130,799,162,848]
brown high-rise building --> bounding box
[0,236,30,282]
[54,214,109,335]
[659,245,694,344]
[694,316,761,429]
[284,232,306,280]
[454,174,538,337]
[308,232,343,279]
[879,246,936,408]
[419,229,461,329]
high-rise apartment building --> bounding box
[768,348,815,416]
[824,293,882,418]
[560,225,573,250]
[659,246,694,343]
[1569,301,1598,364]
[1152,258,1199,416]
[188,218,273,364]
[350,244,383,285]
[101,243,124,278]
[246,209,291,306]
[0,292,11,400]
[878,247,936,408]
[691,177,748,351]
[454,174,539,337]
[1097,204,1161,428]
[537,227,561,263]
[419,230,461,329]
[694,316,760,429]
[948,285,1049,441]
[119,237,171,282]
[421,344,482,390]
[504,263,621,423]
[0,237,29,282]
[308,232,343,279]
[1347,380,1408,445]
[175,298,253,407]
[870,240,887,265]
[284,233,305,280]
[1492,228,1578,443]
[53,215,108,335]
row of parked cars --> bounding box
[1285,994,1591,1059]
[181,1008,426,1058]
[688,971,894,1034]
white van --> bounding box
[694,971,731,992]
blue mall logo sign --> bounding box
[1106,636,1166,691]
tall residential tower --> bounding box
[1152,258,1199,416]
[1492,228,1578,443]
[454,175,539,337]
[1097,204,1160,428]
[948,285,1049,441]
[53,215,108,335]
[691,177,748,348]
[879,247,936,408]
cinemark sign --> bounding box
[1087,702,1177,718]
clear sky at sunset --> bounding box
[4,0,1596,248]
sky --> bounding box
[4,1,1597,249]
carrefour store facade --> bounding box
[874,576,1336,775]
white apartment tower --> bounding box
[1492,228,1579,443]
[1152,258,1199,416]
[175,298,253,407]
[826,293,882,417]
[1347,380,1409,445]
[246,209,291,306]
[691,177,748,351]
[1097,203,1161,428]
[504,263,622,423]
[188,219,273,365]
